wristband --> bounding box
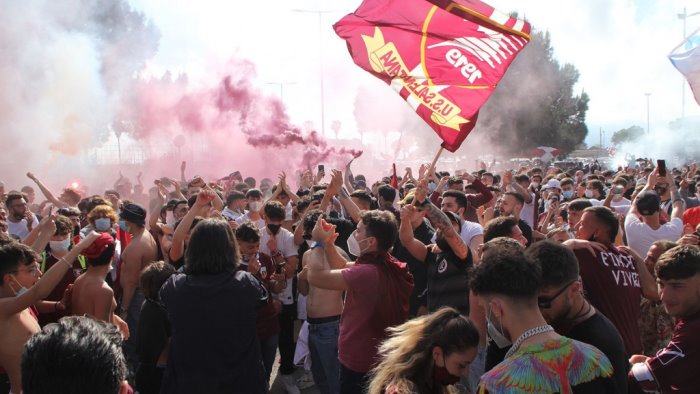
[312,241,324,249]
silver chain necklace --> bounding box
[505,324,554,359]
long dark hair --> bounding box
[184,219,239,275]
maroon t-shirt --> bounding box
[574,246,643,355]
[253,253,280,340]
[646,309,700,392]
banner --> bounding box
[669,27,700,106]
[335,0,531,152]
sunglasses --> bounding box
[537,280,576,309]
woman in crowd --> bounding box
[368,307,480,394]
[158,190,269,394]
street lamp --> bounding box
[677,8,700,118]
[265,81,297,102]
[645,93,651,134]
[291,8,346,138]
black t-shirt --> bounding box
[425,247,472,315]
[565,311,628,394]
[518,219,533,246]
[392,219,433,317]
[138,299,171,366]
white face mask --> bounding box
[49,238,71,252]
[347,231,370,257]
[95,217,112,232]
[584,189,594,199]
[248,201,262,212]
[10,275,28,297]
[486,306,512,348]
[165,210,175,225]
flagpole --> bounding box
[412,146,445,206]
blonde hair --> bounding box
[368,308,479,394]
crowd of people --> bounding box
[1,156,699,394]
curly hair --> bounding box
[87,205,118,227]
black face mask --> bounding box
[267,224,281,235]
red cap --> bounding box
[82,233,115,259]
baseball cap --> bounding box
[542,179,562,191]
[82,233,115,259]
[635,191,660,216]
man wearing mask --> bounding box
[560,178,577,202]
[222,190,246,222]
[439,190,484,262]
[470,240,615,393]
[528,241,628,393]
[236,189,265,229]
[625,170,684,257]
[307,211,413,394]
[117,203,158,374]
[260,200,300,393]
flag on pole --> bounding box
[391,163,399,188]
[669,27,700,106]
[335,0,531,152]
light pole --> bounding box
[645,93,651,134]
[265,81,297,102]
[291,9,345,138]
[677,8,700,119]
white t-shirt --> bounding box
[260,227,298,305]
[610,198,631,216]
[235,213,265,230]
[624,215,683,257]
[431,220,483,246]
[222,207,245,221]
[520,192,536,229]
[7,215,39,240]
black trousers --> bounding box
[340,363,369,394]
[278,304,297,375]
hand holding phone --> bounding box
[657,160,666,177]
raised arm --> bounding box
[170,190,213,262]
[415,179,468,260]
[618,246,659,302]
[344,159,356,193]
[148,182,168,231]
[667,175,685,220]
[29,212,56,253]
[313,218,349,270]
[329,169,361,224]
[26,172,68,208]
[0,231,99,317]
[398,205,428,262]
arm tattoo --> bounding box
[423,201,454,233]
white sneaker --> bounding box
[296,370,315,390]
[280,373,301,394]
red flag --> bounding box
[391,163,398,188]
[335,0,531,152]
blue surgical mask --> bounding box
[486,307,512,348]
[562,190,574,200]
[428,182,437,193]
[95,218,112,232]
[118,220,129,232]
[49,238,71,252]
[10,275,28,297]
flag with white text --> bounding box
[335,0,531,152]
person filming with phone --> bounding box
[624,164,685,257]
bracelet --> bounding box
[312,241,324,249]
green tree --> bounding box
[610,125,645,146]
[472,30,589,154]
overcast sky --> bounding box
[131,0,700,148]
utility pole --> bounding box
[645,93,651,134]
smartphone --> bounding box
[318,164,324,173]
[657,160,666,177]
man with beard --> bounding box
[528,240,627,393]
[4,192,38,241]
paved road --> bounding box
[269,350,320,394]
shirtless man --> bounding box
[71,232,129,338]
[0,224,98,394]
[117,203,158,371]
[299,213,345,394]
